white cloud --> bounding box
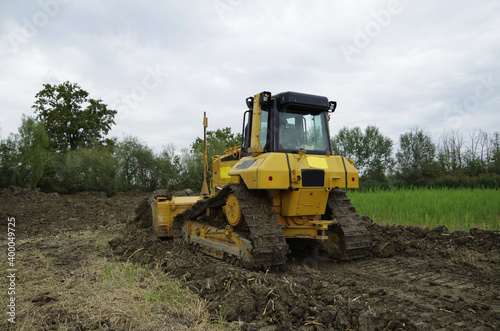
[0,0,499,151]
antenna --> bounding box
[201,112,209,196]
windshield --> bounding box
[277,111,330,154]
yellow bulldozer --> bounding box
[151,91,370,268]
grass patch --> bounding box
[0,224,230,330]
[348,187,500,231]
[1,257,217,330]
[93,239,113,254]
[101,261,150,289]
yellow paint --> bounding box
[152,196,201,237]
[230,153,290,189]
[186,221,251,258]
[307,156,328,169]
[229,153,359,190]
[220,166,231,179]
[277,214,331,239]
[249,92,264,156]
[212,154,240,194]
[281,189,329,216]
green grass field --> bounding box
[347,188,500,231]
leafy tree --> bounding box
[115,136,157,191]
[32,81,117,152]
[0,117,51,188]
[438,130,465,174]
[0,134,20,188]
[191,127,242,182]
[331,126,394,182]
[155,143,182,190]
[17,116,51,187]
[56,147,117,195]
[191,127,241,158]
[396,128,439,184]
[331,126,363,162]
[489,132,500,175]
[176,148,204,191]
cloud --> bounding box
[0,0,499,152]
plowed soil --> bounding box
[1,187,499,330]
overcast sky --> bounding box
[1,0,499,152]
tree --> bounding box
[191,127,241,157]
[115,136,157,191]
[438,130,465,174]
[56,146,117,195]
[489,132,500,175]
[32,81,117,152]
[464,129,489,176]
[17,115,51,187]
[155,143,182,190]
[176,148,204,191]
[396,128,438,184]
[191,127,242,181]
[0,116,51,188]
[331,126,394,182]
[0,134,20,188]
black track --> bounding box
[327,189,371,259]
[173,184,288,268]
[173,185,369,268]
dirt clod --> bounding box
[1,187,499,330]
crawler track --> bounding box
[174,186,370,267]
[173,184,288,268]
[327,189,371,260]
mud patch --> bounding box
[1,187,499,330]
[114,213,500,330]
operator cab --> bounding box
[241,91,336,156]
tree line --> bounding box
[0,114,242,196]
[0,82,240,196]
[331,126,500,189]
[1,81,498,195]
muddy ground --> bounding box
[0,187,499,330]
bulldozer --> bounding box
[151,91,370,268]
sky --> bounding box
[0,0,499,152]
